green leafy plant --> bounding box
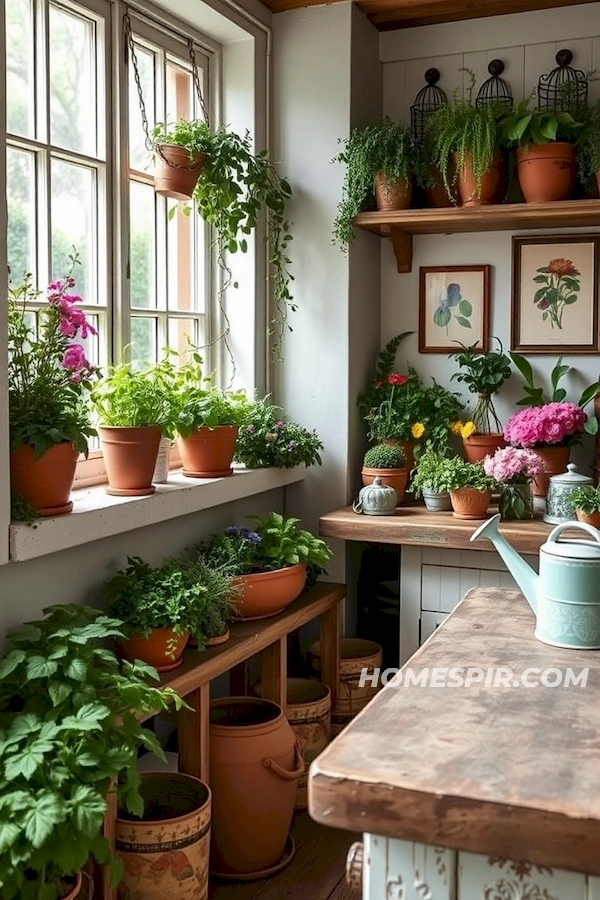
[578,99,600,184]
[418,380,465,452]
[450,338,513,433]
[509,352,600,434]
[570,485,600,514]
[10,494,39,524]
[167,349,249,438]
[500,99,583,147]
[104,555,237,650]
[357,332,413,420]
[426,70,504,202]
[410,449,453,496]
[332,118,415,251]
[91,361,175,431]
[234,397,323,469]
[151,118,213,157]
[363,444,405,468]
[428,456,495,493]
[0,604,185,900]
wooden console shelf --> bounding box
[354,199,600,272]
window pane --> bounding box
[129,44,155,172]
[49,5,96,155]
[79,312,101,367]
[51,159,96,304]
[6,0,34,138]
[168,317,200,359]
[166,60,192,123]
[131,316,158,365]
[7,147,36,279]
[130,181,156,309]
[166,200,195,311]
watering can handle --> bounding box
[262,741,305,781]
[547,521,600,545]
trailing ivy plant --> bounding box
[332,118,415,251]
[0,604,185,900]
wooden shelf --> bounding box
[354,199,600,272]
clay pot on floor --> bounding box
[374,172,412,210]
[116,772,211,900]
[309,637,383,735]
[516,143,576,203]
[531,445,570,497]
[99,425,162,496]
[361,466,408,504]
[285,678,332,810]
[575,509,600,529]
[232,563,307,620]
[454,150,505,206]
[119,629,189,672]
[209,697,304,877]
[10,441,78,517]
[154,144,208,200]
[177,425,238,478]
[462,432,505,464]
[449,487,492,520]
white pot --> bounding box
[152,437,172,484]
[422,488,452,512]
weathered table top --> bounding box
[309,587,600,875]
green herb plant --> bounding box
[450,338,513,433]
[234,397,323,469]
[91,361,175,432]
[509,352,600,434]
[570,485,600,515]
[431,457,495,493]
[363,444,405,469]
[410,449,453,496]
[0,604,185,900]
[169,349,249,438]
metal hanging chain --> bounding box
[187,39,209,126]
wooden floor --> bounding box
[208,812,359,900]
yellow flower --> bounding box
[411,422,425,439]
[450,421,463,436]
[461,421,476,439]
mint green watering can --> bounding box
[471,514,600,650]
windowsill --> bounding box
[9,466,306,563]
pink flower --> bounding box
[61,343,91,373]
[503,403,587,448]
[483,447,544,483]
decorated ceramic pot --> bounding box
[353,476,397,516]
[544,463,593,525]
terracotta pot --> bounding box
[425,165,455,208]
[309,637,382,721]
[361,466,408,504]
[154,144,208,200]
[516,142,576,203]
[119,629,189,673]
[374,172,412,210]
[116,772,211,900]
[282,679,332,810]
[206,628,230,647]
[454,150,505,206]
[449,487,492,520]
[99,425,162,496]
[232,563,306,620]
[531,445,570,497]
[58,873,82,900]
[575,509,600,529]
[10,441,78,516]
[177,425,238,478]
[462,432,506,464]
[383,439,415,472]
[209,697,303,876]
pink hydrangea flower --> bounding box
[503,403,587,448]
[483,447,544,483]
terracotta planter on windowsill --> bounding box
[99,425,162,496]
[177,425,239,478]
[10,441,79,517]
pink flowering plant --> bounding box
[483,447,544,484]
[8,256,98,457]
[503,402,587,449]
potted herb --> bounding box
[91,361,175,496]
[482,446,544,520]
[8,260,97,516]
[332,118,415,251]
[151,118,211,199]
[0,603,184,900]
[450,338,513,462]
[432,456,495,519]
[362,444,408,504]
[195,513,332,619]
[410,449,453,511]
[570,485,600,528]
[500,100,583,202]
[234,397,323,469]
[578,99,600,195]
[104,554,238,669]
[426,71,505,206]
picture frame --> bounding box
[418,265,490,354]
[511,234,600,354]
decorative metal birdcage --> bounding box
[476,59,513,109]
[537,49,588,116]
[410,68,447,144]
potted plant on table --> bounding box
[195,512,332,620]
[570,485,600,528]
[432,456,495,519]
[450,338,513,462]
[332,118,416,251]
[0,603,184,900]
[8,261,98,517]
[361,444,408,504]
[234,397,323,469]
[410,449,453,511]
[500,100,583,202]
[482,446,544,520]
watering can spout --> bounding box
[470,514,538,613]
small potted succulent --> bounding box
[482,446,544,520]
[234,397,323,469]
[570,485,600,528]
[195,513,332,620]
[361,444,408,504]
[433,456,495,519]
[450,338,513,463]
[410,449,453,511]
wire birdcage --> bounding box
[537,49,588,116]
[410,68,447,144]
[476,59,513,109]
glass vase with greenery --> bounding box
[0,604,185,900]
[450,338,512,434]
[234,397,323,469]
[332,118,415,251]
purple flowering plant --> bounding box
[234,397,323,469]
[483,447,544,484]
[503,402,587,449]
[8,254,98,457]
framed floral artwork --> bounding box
[418,265,490,353]
[511,234,600,354]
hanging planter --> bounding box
[10,441,79,517]
[154,143,208,200]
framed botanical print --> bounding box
[511,234,600,354]
[418,265,490,353]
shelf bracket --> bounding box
[381,225,412,273]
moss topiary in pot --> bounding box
[362,443,408,504]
